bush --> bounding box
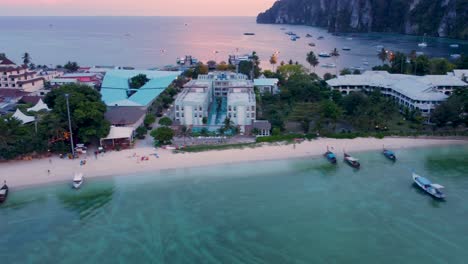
[144,114,156,127]
[158,116,173,126]
[135,126,147,139]
[150,127,174,146]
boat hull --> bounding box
[412,174,445,199]
[323,152,337,164]
[383,151,396,161]
[0,185,8,204]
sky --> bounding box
[0,0,275,16]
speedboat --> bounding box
[342,47,351,51]
[344,153,360,168]
[0,181,8,204]
[306,34,313,38]
[321,63,336,68]
[318,52,331,57]
[290,36,298,41]
[418,42,427,48]
[449,44,459,48]
[317,36,324,40]
[323,147,337,164]
[346,37,353,40]
[308,42,316,47]
[72,173,84,189]
[382,147,396,161]
[412,172,445,199]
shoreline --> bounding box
[1,137,467,190]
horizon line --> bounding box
[0,15,258,18]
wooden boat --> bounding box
[72,173,84,189]
[0,181,8,204]
[344,153,360,169]
[323,147,337,164]
[382,147,396,161]
[412,173,445,199]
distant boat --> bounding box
[318,52,331,57]
[344,153,360,169]
[290,35,298,41]
[346,37,353,40]
[308,42,316,47]
[244,33,255,36]
[342,47,351,51]
[306,34,313,38]
[412,172,445,199]
[324,147,337,164]
[382,146,396,161]
[450,54,461,59]
[449,44,459,48]
[72,173,84,189]
[285,31,295,35]
[362,61,369,65]
[317,36,324,40]
[352,66,364,71]
[321,63,336,68]
[0,181,8,204]
[418,34,428,48]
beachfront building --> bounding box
[448,70,468,83]
[0,53,45,93]
[254,76,279,94]
[100,69,181,108]
[326,71,467,115]
[174,71,257,133]
[51,72,103,88]
[104,106,146,130]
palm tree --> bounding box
[330,48,340,75]
[377,48,388,64]
[223,117,234,131]
[180,125,189,145]
[306,51,319,72]
[408,50,417,74]
[269,53,278,72]
[22,52,31,65]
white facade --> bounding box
[174,71,256,128]
[327,71,467,115]
[254,77,279,94]
[0,54,45,92]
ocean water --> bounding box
[0,16,467,76]
[1,145,468,263]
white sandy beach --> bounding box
[0,137,466,189]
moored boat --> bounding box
[323,147,337,164]
[308,42,316,47]
[321,63,336,68]
[344,153,360,168]
[342,47,351,51]
[317,36,324,40]
[0,181,8,204]
[318,52,331,57]
[450,54,461,59]
[306,34,313,38]
[72,173,84,189]
[382,147,396,161]
[449,44,459,48]
[412,172,445,199]
[244,33,255,36]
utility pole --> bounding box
[65,93,75,157]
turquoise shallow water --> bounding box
[1,145,468,263]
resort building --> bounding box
[174,71,257,133]
[326,71,467,115]
[100,69,181,108]
[53,72,103,87]
[254,76,279,94]
[448,70,468,83]
[0,53,45,93]
[104,106,147,130]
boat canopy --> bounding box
[327,153,336,159]
[415,176,432,186]
[347,157,359,162]
[384,150,395,155]
[73,173,83,181]
[431,184,444,189]
[0,189,6,195]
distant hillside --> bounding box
[257,0,468,40]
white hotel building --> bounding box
[0,54,45,93]
[326,71,467,115]
[174,72,256,131]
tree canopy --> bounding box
[150,127,174,145]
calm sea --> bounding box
[0,16,467,76]
[1,145,468,263]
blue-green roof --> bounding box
[101,70,181,107]
[254,78,279,86]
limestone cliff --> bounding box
[257,0,468,39]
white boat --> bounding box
[418,34,428,48]
[72,173,84,189]
[450,54,461,59]
[318,52,331,57]
[346,37,353,40]
[449,44,459,48]
[321,63,336,68]
[362,61,369,65]
[412,172,445,199]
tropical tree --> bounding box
[158,116,173,126]
[223,117,234,131]
[129,74,149,89]
[270,53,278,71]
[22,52,31,65]
[340,68,352,75]
[64,61,79,72]
[330,48,340,57]
[180,125,190,144]
[377,48,388,64]
[150,127,174,145]
[144,114,156,128]
[306,51,319,72]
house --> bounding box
[100,69,181,108]
[104,106,147,130]
[254,77,279,94]
[326,71,467,116]
[252,120,272,136]
[0,53,45,92]
[58,72,103,87]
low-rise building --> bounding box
[0,53,44,92]
[448,70,468,83]
[104,106,147,130]
[254,77,279,94]
[326,71,467,115]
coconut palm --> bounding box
[22,52,31,65]
[378,48,388,64]
[330,48,340,57]
[306,51,319,72]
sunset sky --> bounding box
[1,0,275,16]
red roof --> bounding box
[0,57,16,65]
[20,95,42,104]
[0,88,30,98]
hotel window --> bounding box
[10,78,14,81]
[246,113,249,118]
[176,105,179,111]
[229,106,232,111]
[194,113,197,117]
[176,113,179,117]
[199,106,202,111]
[181,107,184,111]
[234,107,237,111]
[234,113,237,118]
[251,106,255,111]
[181,113,184,117]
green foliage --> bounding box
[44,84,110,143]
[323,73,334,80]
[158,116,173,126]
[22,52,31,65]
[179,143,257,153]
[144,114,156,127]
[64,61,79,72]
[129,74,149,89]
[256,133,317,143]
[135,126,147,139]
[340,68,352,75]
[431,88,468,127]
[150,127,174,145]
[306,51,319,71]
